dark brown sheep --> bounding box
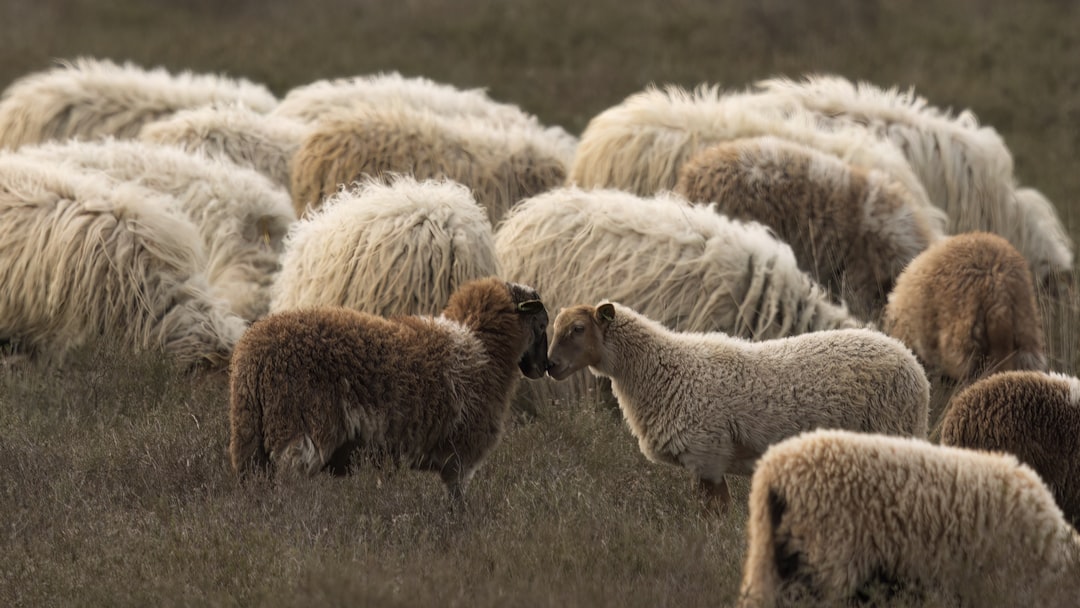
[941,370,1080,528]
[228,277,549,500]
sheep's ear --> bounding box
[517,300,545,314]
[597,303,615,322]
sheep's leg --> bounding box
[439,458,475,506]
[694,475,732,515]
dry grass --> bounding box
[2,0,1079,606]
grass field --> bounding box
[2,0,1079,605]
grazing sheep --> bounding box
[1013,186,1076,295]
[675,136,942,321]
[18,139,296,321]
[568,84,947,235]
[751,75,1074,286]
[271,71,577,165]
[883,231,1047,390]
[289,105,567,222]
[271,176,499,317]
[738,429,1080,607]
[546,302,928,511]
[0,155,246,368]
[940,370,1080,528]
[0,57,277,150]
[228,277,550,500]
[139,102,308,193]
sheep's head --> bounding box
[547,303,613,381]
[507,282,550,379]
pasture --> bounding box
[2,0,1078,605]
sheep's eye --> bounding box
[572,324,585,334]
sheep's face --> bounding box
[546,303,611,381]
[508,282,550,380]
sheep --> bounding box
[567,84,948,235]
[1013,186,1076,295]
[940,370,1080,528]
[18,139,296,321]
[737,429,1080,607]
[495,187,861,406]
[0,57,277,151]
[228,277,551,501]
[674,136,942,322]
[138,102,308,193]
[750,75,1075,287]
[271,71,578,165]
[0,154,246,369]
[289,105,567,223]
[271,176,499,317]
[882,231,1047,392]
[545,302,928,511]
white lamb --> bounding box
[546,302,929,511]
[271,176,499,317]
[567,83,947,235]
[0,154,245,368]
[0,57,277,150]
[19,139,296,321]
[738,429,1080,607]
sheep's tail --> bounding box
[228,359,270,479]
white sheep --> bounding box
[750,75,1075,287]
[738,429,1080,607]
[229,277,551,501]
[0,154,246,368]
[289,105,567,223]
[271,176,499,317]
[546,302,929,511]
[138,102,308,193]
[675,136,943,322]
[0,57,277,151]
[940,370,1080,528]
[18,139,296,321]
[567,83,948,235]
[271,70,577,165]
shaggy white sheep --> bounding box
[0,154,246,368]
[675,136,943,321]
[271,71,577,165]
[546,303,929,511]
[750,75,1075,286]
[230,277,550,501]
[0,57,277,151]
[738,429,1080,607]
[567,83,948,235]
[138,102,308,193]
[941,370,1080,528]
[289,105,567,223]
[271,176,499,317]
[18,139,296,321]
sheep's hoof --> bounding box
[695,476,731,516]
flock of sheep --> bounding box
[1,57,1078,605]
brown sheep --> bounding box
[940,370,1080,528]
[228,277,550,501]
[675,136,942,322]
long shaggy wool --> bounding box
[568,83,948,235]
[271,176,499,317]
[941,370,1080,528]
[19,139,296,321]
[139,102,308,193]
[0,57,278,151]
[738,429,1080,607]
[883,231,1046,387]
[289,105,567,223]
[675,136,942,322]
[0,155,246,368]
[271,71,577,165]
[547,303,928,509]
[751,74,1074,285]
[496,187,860,404]
[229,278,550,499]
